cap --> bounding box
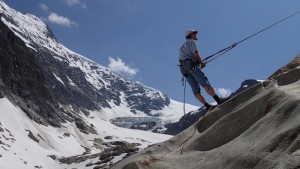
[185,29,198,37]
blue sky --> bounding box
[4,0,300,106]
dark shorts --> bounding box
[180,60,211,95]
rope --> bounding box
[178,105,221,154]
[179,117,203,154]
[203,10,300,64]
[204,43,236,64]
[182,78,187,115]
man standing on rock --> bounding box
[179,29,223,110]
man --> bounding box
[179,29,222,110]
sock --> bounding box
[204,103,210,108]
[213,95,222,105]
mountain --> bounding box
[0,0,196,128]
[0,1,198,168]
[112,54,300,168]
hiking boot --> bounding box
[217,98,225,105]
[206,104,217,112]
[218,97,230,105]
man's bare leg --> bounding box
[195,93,206,105]
[204,86,222,104]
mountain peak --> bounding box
[1,3,59,50]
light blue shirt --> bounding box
[179,39,198,60]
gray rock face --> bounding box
[112,55,300,169]
[0,18,66,127]
[163,79,260,135]
[0,78,4,98]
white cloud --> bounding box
[216,88,232,98]
[39,3,48,11]
[48,13,78,27]
[108,57,139,78]
[65,0,87,9]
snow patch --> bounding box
[53,73,65,85]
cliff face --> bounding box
[112,54,300,169]
[0,18,68,127]
[269,53,300,85]
[163,79,260,135]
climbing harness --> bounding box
[179,59,198,77]
[203,10,300,64]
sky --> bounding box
[3,0,300,106]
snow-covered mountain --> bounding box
[0,0,196,126]
[0,1,197,168]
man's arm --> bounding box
[193,51,206,68]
